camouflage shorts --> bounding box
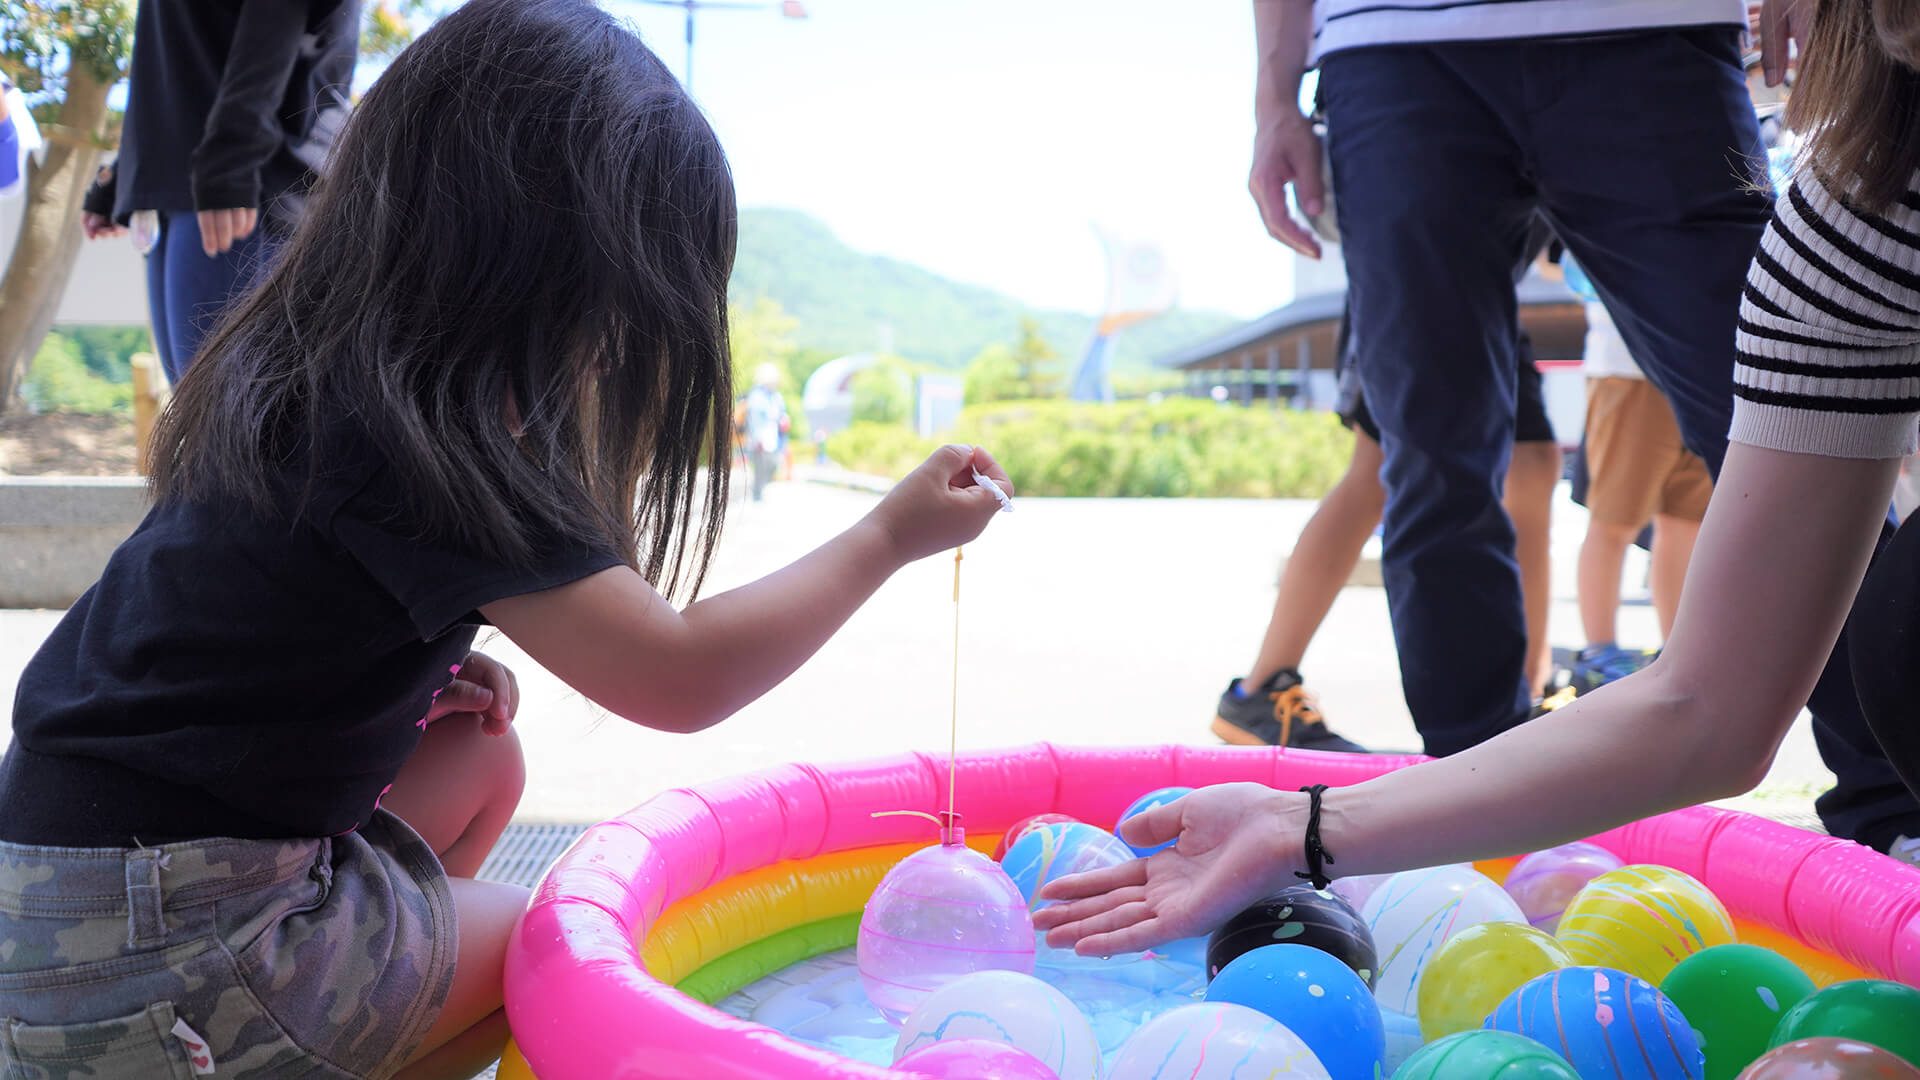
[0,811,455,1079]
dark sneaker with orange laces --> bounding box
[1528,685,1579,719]
[1211,669,1368,753]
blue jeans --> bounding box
[144,210,278,383]
[1321,28,1919,843]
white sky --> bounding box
[602,0,1305,318]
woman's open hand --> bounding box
[1034,782,1305,956]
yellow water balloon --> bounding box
[1555,865,1735,985]
[1416,921,1572,1042]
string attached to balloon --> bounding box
[857,469,1033,1024]
[870,462,1011,844]
[856,474,1036,1022]
[948,545,961,826]
[871,545,965,846]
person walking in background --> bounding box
[745,363,789,502]
[1211,308,1563,753]
[1568,264,1711,693]
[81,1,359,383]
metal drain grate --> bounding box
[476,822,592,889]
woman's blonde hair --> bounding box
[1789,0,1920,211]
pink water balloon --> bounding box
[857,814,1037,1025]
[1503,842,1625,932]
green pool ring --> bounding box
[1662,944,1815,1080]
[1769,980,1920,1070]
[1396,1030,1580,1080]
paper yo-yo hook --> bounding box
[870,809,966,847]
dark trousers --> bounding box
[1321,28,1920,843]
[145,210,278,384]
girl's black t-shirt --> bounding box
[0,427,620,848]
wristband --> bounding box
[1294,783,1335,889]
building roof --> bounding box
[1158,271,1584,370]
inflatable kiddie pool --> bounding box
[497,743,1920,1080]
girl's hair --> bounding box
[1789,0,1920,211]
[150,0,737,601]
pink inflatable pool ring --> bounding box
[501,743,1920,1079]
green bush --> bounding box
[62,326,154,383]
[825,422,935,480]
[828,399,1353,499]
[851,356,913,425]
[963,343,1023,405]
[22,333,133,415]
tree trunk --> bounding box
[0,66,116,417]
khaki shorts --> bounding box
[1584,377,1713,526]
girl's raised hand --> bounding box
[869,445,1013,562]
[424,651,521,735]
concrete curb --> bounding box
[0,477,147,609]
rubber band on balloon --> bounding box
[501,743,1920,1080]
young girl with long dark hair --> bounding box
[0,3,1011,1077]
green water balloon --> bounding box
[1769,980,1920,1070]
[1395,1030,1580,1080]
[1661,944,1816,1080]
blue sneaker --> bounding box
[1570,643,1648,694]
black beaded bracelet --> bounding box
[1294,783,1336,890]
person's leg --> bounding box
[144,213,178,381]
[1242,429,1386,688]
[1578,519,1639,647]
[1532,29,1766,478]
[1648,513,1700,639]
[382,712,526,879]
[1505,439,1561,697]
[1649,440,1712,641]
[1534,26,1920,845]
[1322,45,1537,755]
[1578,379,1664,647]
[379,713,530,1077]
[390,877,527,1080]
[1506,342,1560,697]
[157,210,278,380]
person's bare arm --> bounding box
[1039,443,1897,955]
[1758,0,1809,87]
[482,445,1010,734]
[1250,0,1324,257]
[1317,443,1897,867]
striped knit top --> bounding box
[1309,0,1743,65]
[1731,172,1920,460]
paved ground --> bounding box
[0,473,1831,827]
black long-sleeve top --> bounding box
[90,0,360,224]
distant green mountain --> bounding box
[729,208,1240,373]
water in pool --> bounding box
[716,940,1216,1066]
